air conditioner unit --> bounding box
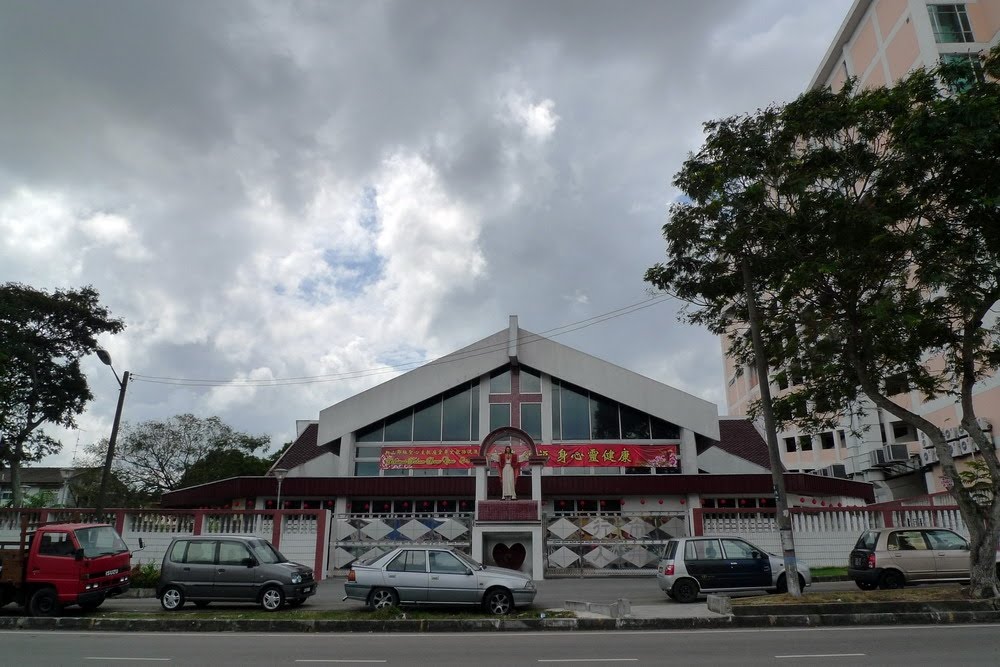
[919,431,933,448]
[884,443,910,462]
[977,417,992,432]
[958,438,973,454]
[921,448,939,465]
[950,441,961,457]
[870,449,888,467]
[825,464,848,479]
[944,427,960,442]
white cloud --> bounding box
[502,92,560,142]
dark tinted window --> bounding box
[442,386,472,441]
[384,409,413,442]
[38,532,75,557]
[520,367,541,393]
[169,540,188,563]
[664,540,679,559]
[560,383,590,439]
[650,416,680,439]
[684,539,722,561]
[854,531,878,551]
[620,404,650,439]
[590,394,620,439]
[412,398,442,441]
[520,403,542,440]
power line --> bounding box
[130,295,675,388]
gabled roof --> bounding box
[0,467,91,486]
[317,321,719,447]
[697,418,778,471]
[270,423,340,471]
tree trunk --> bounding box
[10,458,23,507]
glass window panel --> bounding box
[650,416,680,439]
[429,551,467,574]
[442,467,470,476]
[387,552,407,572]
[383,468,407,477]
[489,368,511,394]
[520,367,541,393]
[412,468,439,477]
[471,383,480,439]
[384,409,414,442]
[355,445,382,458]
[490,403,511,431]
[442,385,472,441]
[218,542,251,565]
[592,466,620,475]
[354,462,380,476]
[521,403,542,440]
[590,393,620,439]
[412,398,442,441]
[405,550,427,572]
[560,382,590,440]
[620,404,650,439]
[356,421,384,443]
[929,4,974,42]
[551,381,562,440]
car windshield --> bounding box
[249,540,286,564]
[855,531,878,551]
[74,526,128,558]
[453,550,484,570]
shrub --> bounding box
[130,562,160,588]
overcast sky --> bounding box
[1,0,852,464]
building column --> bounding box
[680,428,698,475]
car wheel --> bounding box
[28,588,60,617]
[671,578,699,604]
[855,580,878,591]
[79,598,105,611]
[775,573,806,594]
[484,588,514,616]
[193,601,211,608]
[879,570,905,590]
[260,585,285,611]
[288,598,306,608]
[160,586,185,611]
[369,587,399,611]
[665,590,675,600]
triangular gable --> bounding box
[317,325,719,447]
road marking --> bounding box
[776,654,866,659]
[538,660,638,663]
[295,661,387,664]
[85,659,170,662]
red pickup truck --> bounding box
[0,520,138,616]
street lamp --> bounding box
[272,468,288,513]
[58,468,75,507]
[94,348,129,519]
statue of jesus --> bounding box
[490,445,525,500]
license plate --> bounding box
[105,569,118,576]
[303,586,312,593]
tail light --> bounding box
[663,563,674,576]
[867,553,877,569]
[347,569,356,582]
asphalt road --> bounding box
[1,624,998,665]
[0,577,856,617]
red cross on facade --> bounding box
[488,367,542,429]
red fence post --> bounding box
[193,510,204,536]
[314,510,327,579]
[114,509,126,536]
[272,510,282,549]
[692,508,704,536]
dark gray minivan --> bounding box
[157,535,316,611]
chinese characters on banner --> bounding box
[379,444,679,469]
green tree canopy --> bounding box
[0,283,124,506]
[646,47,1000,598]
[86,414,272,498]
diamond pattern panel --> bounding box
[583,546,618,568]
[545,512,688,573]
[548,546,581,568]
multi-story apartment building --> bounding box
[725,0,1000,502]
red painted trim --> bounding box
[692,508,704,536]
[314,511,328,577]
[272,511,282,549]
[114,510,126,536]
[193,510,204,536]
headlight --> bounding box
[523,580,535,590]
[290,573,302,584]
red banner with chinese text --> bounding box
[379,444,679,469]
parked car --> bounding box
[343,546,536,615]
[656,536,811,603]
[157,535,316,611]
[848,527,1000,590]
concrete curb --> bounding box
[2,610,1000,633]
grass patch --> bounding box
[92,608,576,621]
[809,566,847,578]
[732,584,971,606]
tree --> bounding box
[0,283,124,506]
[85,414,271,498]
[177,446,277,489]
[647,47,1000,598]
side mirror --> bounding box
[243,557,258,568]
[75,548,85,561]
[465,568,474,576]
[751,551,762,559]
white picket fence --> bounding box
[696,505,968,568]
[0,509,332,579]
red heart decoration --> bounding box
[492,542,527,570]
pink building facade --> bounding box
[724,1,1000,502]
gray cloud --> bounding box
[0,0,852,460]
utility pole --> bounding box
[741,256,802,597]
[95,348,129,519]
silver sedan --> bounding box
[343,546,537,615]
